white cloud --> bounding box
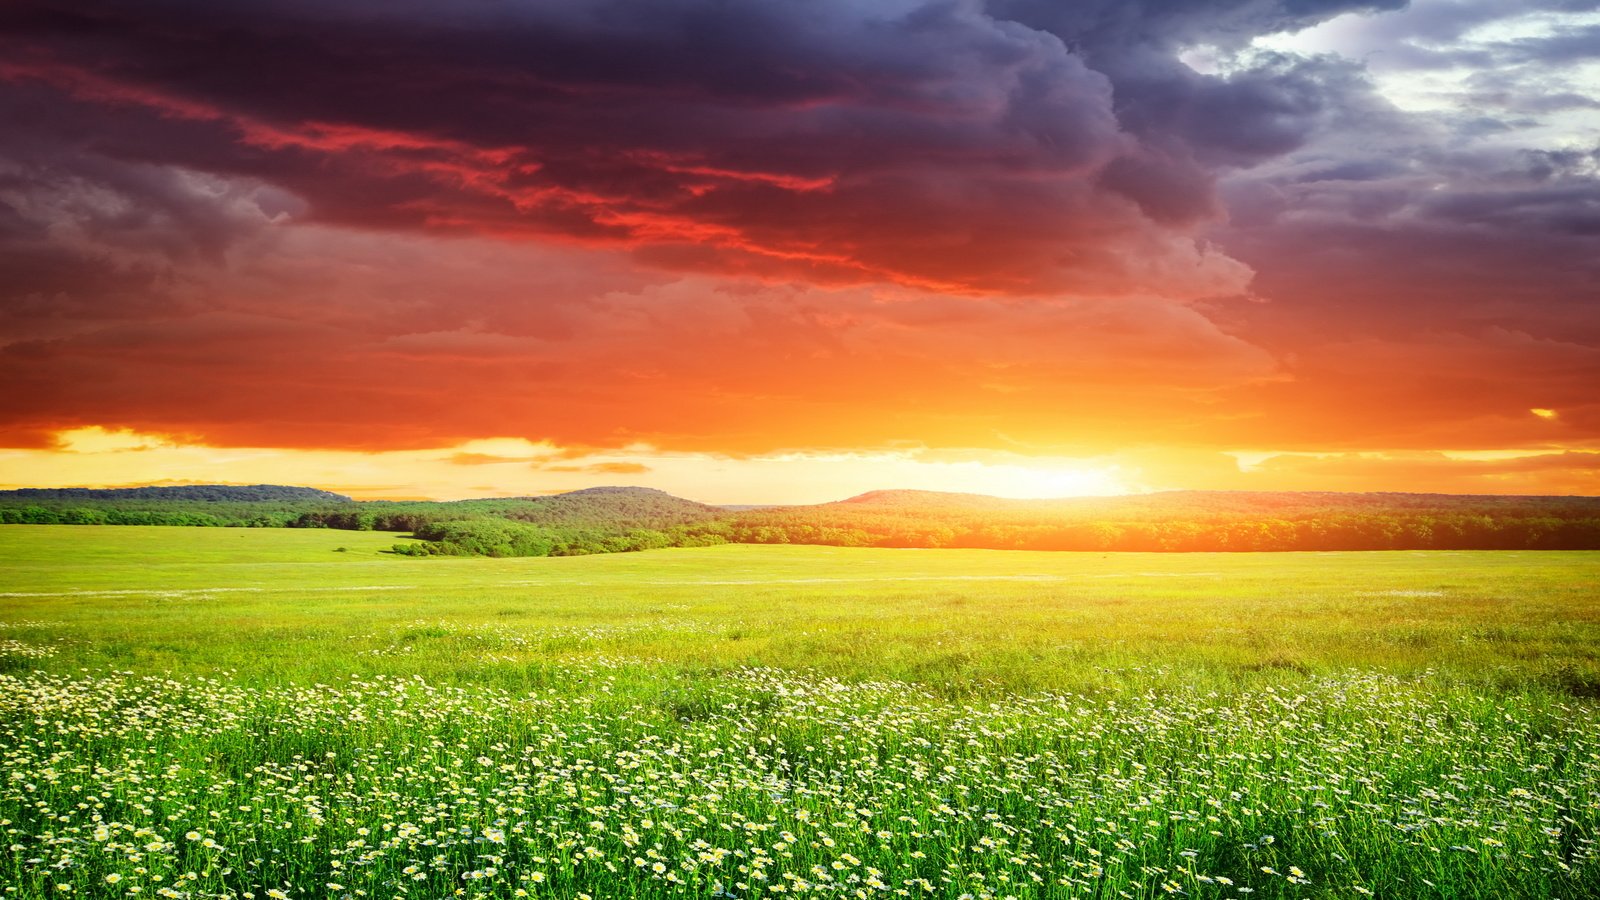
[1250,0,1600,148]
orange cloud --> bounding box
[543,462,653,475]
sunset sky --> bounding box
[2,0,1597,502]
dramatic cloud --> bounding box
[0,0,1267,296]
[0,0,1597,496]
[0,229,1283,452]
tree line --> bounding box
[4,486,1600,555]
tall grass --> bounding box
[1,527,1597,898]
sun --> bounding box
[972,463,1132,500]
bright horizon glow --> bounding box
[4,428,1597,503]
[2,428,1138,504]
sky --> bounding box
[1,0,1597,502]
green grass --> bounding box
[1,526,1597,899]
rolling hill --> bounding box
[4,483,1600,553]
[0,484,351,502]
[496,486,725,529]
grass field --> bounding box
[1,526,1597,899]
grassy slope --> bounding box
[2,526,1596,694]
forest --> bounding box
[4,484,1599,555]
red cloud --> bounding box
[0,0,1257,298]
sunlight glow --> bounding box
[7,429,1595,502]
[918,462,1130,500]
[53,427,179,453]
[0,429,1134,504]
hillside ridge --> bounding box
[0,484,352,503]
[4,484,1600,553]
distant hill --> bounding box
[496,486,724,529]
[828,488,1600,518]
[0,484,351,503]
[725,489,1600,551]
[4,482,1599,553]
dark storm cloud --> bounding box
[0,0,1107,292]
[983,1,1405,223]
[1215,152,1600,344]
[1190,0,1600,345]
[0,0,1396,295]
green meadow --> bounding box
[2,526,1597,899]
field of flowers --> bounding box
[1,528,1597,898]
